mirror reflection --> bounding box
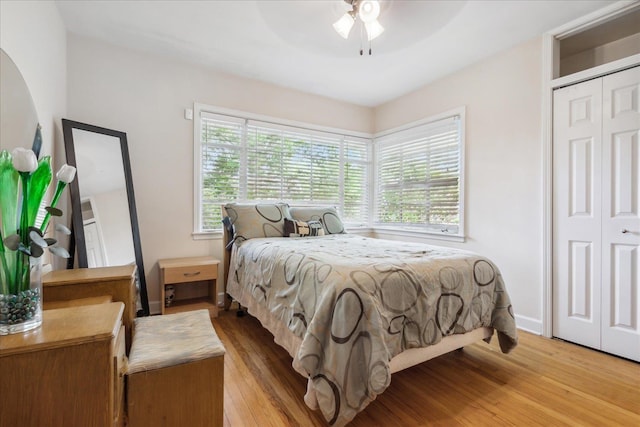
[72,129,135,268]
[62,120,150,315]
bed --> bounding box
[222,203,518,426]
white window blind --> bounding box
[246,121,341,203]
[375,115,462,234]
[343,136,369,224]
[196,109,370,232]
[199,112,243,231]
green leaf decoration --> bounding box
[29,230,48,248]
[26,156,52,226]
[49,245,70,258]
[0,151,19,243]
[45,238,57,246]
[45,206,63,217]
[0,230,9,294]
[55,223,71,235]
[0,151,19,286]
[3,234,20,251]
[29,242,44,258]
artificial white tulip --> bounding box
[56,164,76,183]
[11,147,38,173]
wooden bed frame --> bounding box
[220,206,493,375]
[222,214,233,311]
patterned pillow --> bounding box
[289,206,346,235]
[284,218,325,237]
[224,203,290,241]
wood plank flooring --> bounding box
[211,309,639,426]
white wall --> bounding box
[374,37,544,333]
[1,0,68,269]
[66,34,374,313]
[0,0,66,158]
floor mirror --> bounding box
[62,119,150,315]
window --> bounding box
[195,107,370,233]
[374,111,464,236]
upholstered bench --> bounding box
[126,310,225,427]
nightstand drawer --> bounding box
[164,263,217,284]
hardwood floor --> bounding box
[212,309,640,426]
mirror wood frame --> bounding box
[62,119,150,316]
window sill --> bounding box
[192,231,223,240]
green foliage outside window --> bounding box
[199,117,369,232]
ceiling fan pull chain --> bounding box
[359,20,364,55]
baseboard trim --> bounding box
[515,314,543,335]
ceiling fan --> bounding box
[333,0,385,55]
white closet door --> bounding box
[553,78,603,349]
[601,67,640,362]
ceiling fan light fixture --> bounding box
[358,0,380,23]
[333,12,356,39]
[365,19,384,41]
[334,0,384,54]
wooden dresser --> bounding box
[0,302,127,427]
[43,265,137,350]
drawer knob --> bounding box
[183,271,201,277]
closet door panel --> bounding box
[553,78,603,349]
[601,66,640,362]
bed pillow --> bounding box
[289,206,346,235]
[224,202,290,242]
[283,218,325,237]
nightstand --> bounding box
[159,256,219,317]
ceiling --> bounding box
[55,0,614,107]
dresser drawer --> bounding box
[164,263,217,284]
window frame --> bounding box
[192,103,373,238]
[372,107,466,242]
[193,104,465,242]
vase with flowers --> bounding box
[0,127,76,334]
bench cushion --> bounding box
[127,310,225,374]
